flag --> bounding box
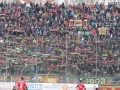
[99,27,106,35]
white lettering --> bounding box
[27,84,43,90]
[43,84,60,89]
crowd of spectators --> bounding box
[0,1,120,79]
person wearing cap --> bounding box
[76,80,85,90]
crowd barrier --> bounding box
[1,75,120,85]
[0,82,98,90]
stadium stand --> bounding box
[0,2,120,80]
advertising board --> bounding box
[27,83,43,90]
[99,86,120,90]
[0,82,14,90]
[43,83,61,90]
[0,82,98,90]
[60,84,98,90]
[42,77,60,83]
[79,77,118,85]
[1,75,120,85]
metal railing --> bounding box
[0,74,120,85]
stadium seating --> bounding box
[0,2,120,78]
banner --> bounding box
[0,75,59,83]
[1,76,120,85]
[0,82,98,90]
[76,38,80,44]
[69,19,82,27]
[69,20,74,27]
[0,76,32,82]
[99,27,107,35]
[42,77,60,83]
[82,20,88,29]
[99,86,120,90]
[0,82,14,90]
[75,20,82,27]
[27,83,43,90]
[36,74,60,83]
[60,84,98,90]
[79,77,115,85]
[69,19,88,28]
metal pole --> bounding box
[96,34,98,77]
[118,40,120,69]
[118,57,120,69]
[36,21,38,82]
[6,33,8,81]
[66,34,68,83]
[6,56,8,81]
[117,39,120,68]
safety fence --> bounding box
[0,74,120,85]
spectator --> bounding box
[0,1,119,80]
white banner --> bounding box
[0,82,14,90]
[60,84,98,90]
[0,82,98,90]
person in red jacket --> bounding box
[76,80,85,90]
